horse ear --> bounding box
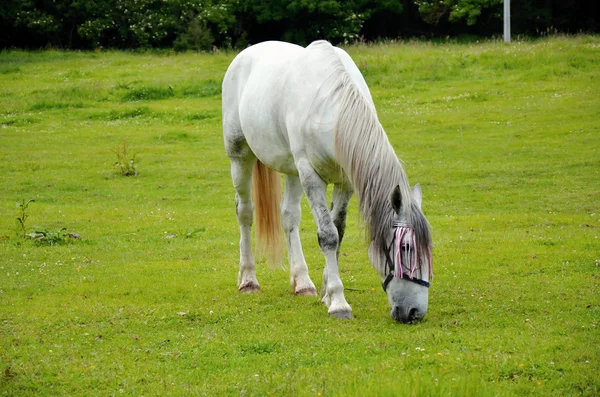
[412,183,423,209]
[391,185,402,214]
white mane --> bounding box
[306,41,431,276]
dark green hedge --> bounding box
[1,0,598,49]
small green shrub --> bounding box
[173,17,214,52]
[27,227,80,245]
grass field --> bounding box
[1,36,599,396]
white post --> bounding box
[504,0,511,43]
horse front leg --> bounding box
[322,183,353,298]
[297,159,352,319]
[282,175,317,296]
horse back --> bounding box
[222,40,374,180]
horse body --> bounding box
[224,40,372,184]
[223,40,432,323]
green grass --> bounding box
[1,36,599,396]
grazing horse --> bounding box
[222,40,433,323]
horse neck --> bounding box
[332,74,413,244]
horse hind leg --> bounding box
[282,175,317,296]
[226,139,260,293]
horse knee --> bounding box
[333,217,346,244]
[317,225,338,252]
[281,207,300,232]
[235,196,253,225]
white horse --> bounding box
[222,40,433,323]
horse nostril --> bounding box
[391,305,424,323]
[408,307,418,321]
[391,306,402,322]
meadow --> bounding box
[1,36,599,396]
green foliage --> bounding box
[12,6,59,36]
[241,0,365,44]
[3,0,597,49]
[26,227,79,245]
[173,17,214,52]
[77,0,183,48]
[415,0,502,26]
[111,141,139,176]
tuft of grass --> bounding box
[1,116,40,126]
[29,101,85,111]
[119,80,222,102]
[0,64,21,74]
[87,106,150,121]
[180,79,222,98]
[184,111,215,121]
[121,86,175,102]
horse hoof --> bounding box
[239,283,260,293]
[296,288,317,297]
[329,311,353,320]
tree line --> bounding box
[1,0,598,50]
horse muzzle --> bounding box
[391,302,427,324]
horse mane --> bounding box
[306,41,431,276]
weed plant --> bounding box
[111,141,139,176]
[15,199,34,238]
[26,227,71,245]
[13,199,79,245]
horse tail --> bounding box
[252,160,284,266]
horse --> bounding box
[222,40,433,323]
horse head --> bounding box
[369,184,433,323]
